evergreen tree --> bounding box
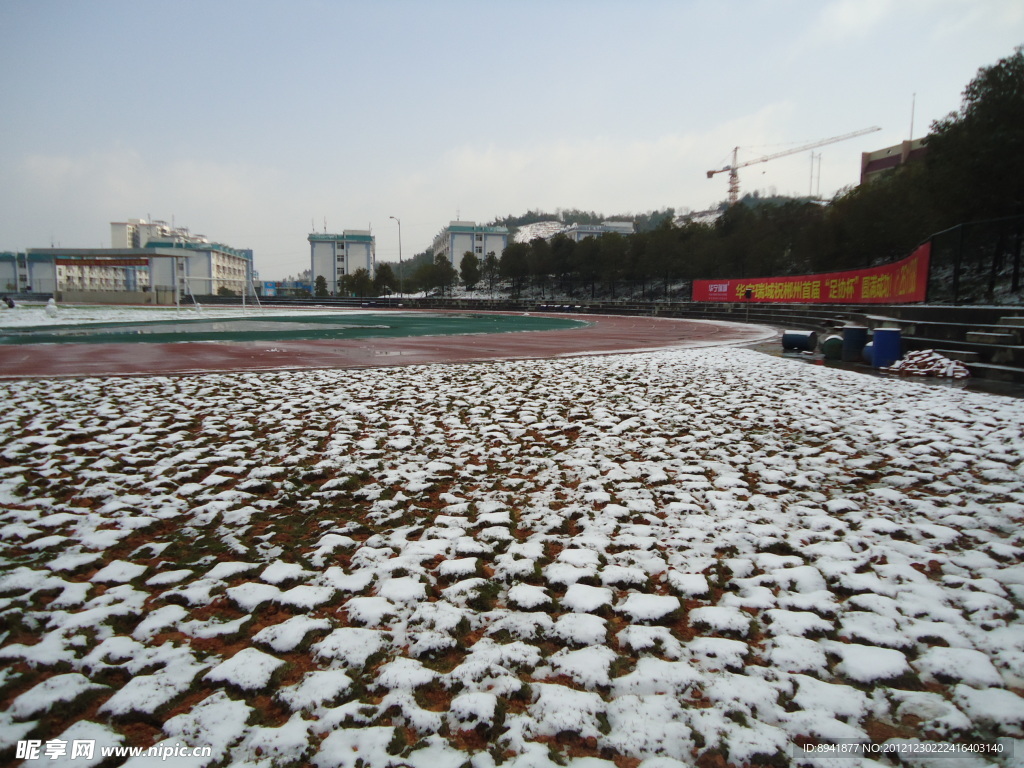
[434,254,458,297]
[460,252,481,291]
[482,252,500,295]
[373,262,397,295]
[499,242,530,298]
[927,45,1024,221]
[350,268,373,297]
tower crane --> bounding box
[707,126,881,205]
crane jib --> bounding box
[706,126,882,204]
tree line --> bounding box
[326,47,1022,300]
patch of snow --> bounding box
[204,648,285,690]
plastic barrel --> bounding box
[871,328,902,368]
[820,334,843,360]
[862,341,874,364]
[782,330,818,352]
[841,326,869,362]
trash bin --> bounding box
[872,328,902,368]
[821,334,843,360]
[862,341,874,364]
[841,326,869,362]
[782,330,818,352]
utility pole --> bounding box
[389,216,403,298]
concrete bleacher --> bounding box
[651,301,1024,382]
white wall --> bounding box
[347,241,373,274]
[450,232,474,263]
[311,241,337,293]
[0,260,16,291]
[150,258,173,290]
[27,261,58,294]
[482,233,506,258]
[110,223,131,249]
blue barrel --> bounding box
[862,341,874,364]
[872,328,902,368]
[782,330,817,352]
[841,326,869,362]
[821,334,843,360]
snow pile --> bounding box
[884,349,972,378]
[1,343,1023,765]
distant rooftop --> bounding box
[446,221,509,235]
[308,231,374,242]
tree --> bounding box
[460,252,481,291]
[598,232,627,299]
[549,233,576,295]
[482,252,499,295]
[434,254,458,296]
[411,260,436,295]
[527,238,553,298]
[349,267,373,297]
[314,275,329,297]
[927,45,1024,221]
[572,236,600,298]
[373,262,397,296]
[499,242,530,298]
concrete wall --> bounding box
[27,261,58,294]
[57,289,178,305]
[311,241,337,293]
[347,241,373,274]
[0,260,17,292]
[483,233,506,258]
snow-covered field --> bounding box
[2,345,1023,767]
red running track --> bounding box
[0,312,777,379]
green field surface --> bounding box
[0,312,587,345]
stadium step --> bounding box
[933,348,982,363]
[965,330,1017,344]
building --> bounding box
[54,252,151,293]
[145,241,253,298]
[3,218,254,302]
[431,222,509,265]
[309,230,375,295]
[556,221,634,242]
[860,138,927,185]
[1,252,44,294]
[110,219,183,249]
[259,279,313,298]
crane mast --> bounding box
[707,126,881,205]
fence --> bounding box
[927,214,1024,304]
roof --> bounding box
[308,232,375,243]
[446,224,509,235]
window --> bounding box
[475,246,483,254]
[475,234,483,241]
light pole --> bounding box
[389,215,403,299]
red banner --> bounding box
[692,243,931,304]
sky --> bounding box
[1,1,1022,280]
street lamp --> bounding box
[389,215,403,299]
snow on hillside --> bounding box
[513,221,565,243]
[1,347,1023,766]
[676,208,723,227]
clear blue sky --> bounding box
[2,0,1022,280]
